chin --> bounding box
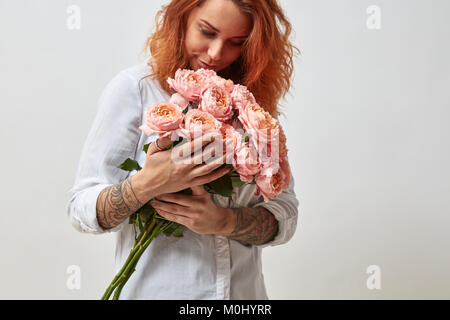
[189,58,200,71]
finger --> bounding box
[156,209,192,226]
[191,166,231,186]
[189,137,224,165]
[190,185,207,196]
[151,200,191,216]
[172,131,220,161]
[147,135,173,155]
[190,152,228,177]
[147,141,161,155]
[204,143,230,164]
[155,193,198,207]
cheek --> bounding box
[223,47,242,64]
[185,30,207,54]
[184,31,194,54]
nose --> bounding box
[207,39,223,62]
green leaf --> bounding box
[154,213,168,222]
[166,137,183,150]
[160,222,177,237]
[143,143,150,153]
[118,158,142,172]
[203,184,216,194]
[230,110,239,122]
[231,176,246,189]
[205,172,234,198]
[178,187,193,195]
[171,224,184,237]
[229,169,240,177]
[129,212,137,225]
[138,202,156,224]
[161,222,184,237]
[137,215,145,233]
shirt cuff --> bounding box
[251,199,298,249]
[67,184,126,234]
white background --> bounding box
[0,0,449,299]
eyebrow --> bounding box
[200,19,248,39]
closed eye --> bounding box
[200,26,215,37]
[200,27,245,46]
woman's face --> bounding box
[184,0,252,72]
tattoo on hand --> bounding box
[96,176,143,229]
[228,207,278,246]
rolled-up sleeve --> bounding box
[67,69,143,234]
[252,161,299,248]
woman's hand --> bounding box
[138,132,231,198]
[150,185,234,235]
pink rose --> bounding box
[231,84,256,113]
[167,69,212,102]
[195,68,217,79]
[219,123,240,149]
[169,93,189,110]
[199,85,233,121]
[195,68,234,94]
[139,102,185,137]
[212,76,234,95]
[258,126,287,176]
[238,103,280,155]
[230,116,245,132]
[255,160,291,202]
[258,148,280,176]
[234,142,261,182]
[219,123,242,165]
[178,108,222,139]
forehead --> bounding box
[191,0,252,36]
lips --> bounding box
[199,60,218,69]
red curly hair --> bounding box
[141,0,300,118]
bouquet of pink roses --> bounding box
[101,68,291,300]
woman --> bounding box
[68,0,300,299]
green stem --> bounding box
[101,218,156,300]
[111,222,173,300]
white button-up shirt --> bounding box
[67,62,299,300]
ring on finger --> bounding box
[154,139,164,151]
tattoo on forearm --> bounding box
[228,207,279,246]
[96,176,143,229]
